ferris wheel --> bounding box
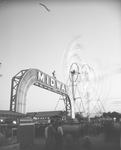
[61,36,107,119]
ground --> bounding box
[20,133,120,150]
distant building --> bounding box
[26,110,67,124]
[0,110,25,123]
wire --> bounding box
[103,79,112,106]
[76,86,86,114]
[54,96,61,111]
[39,2,50,12]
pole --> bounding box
[71,71,75,102]
[0,62,2,77]
[71,70,75,118]
[87,92,90,122]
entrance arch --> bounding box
[10,69,74,117]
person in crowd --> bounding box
[83,136,92,150]
[45,119,56,150]
[55,121,64,150]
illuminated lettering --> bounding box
[46,75,49,85]
[38,71,44,82]
[37,71,68,95]
[61,84,66,92]
[50,78,55,87]
[56,81,61,90]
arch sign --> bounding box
[10,69,75,118]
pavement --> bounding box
[20,133,120,150]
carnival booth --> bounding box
[0,110,25,150]
[18,118,35,149]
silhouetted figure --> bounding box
[83,136,92,150]
[55,122,63,150]
[52,70,56,79]
[45,119,56,150]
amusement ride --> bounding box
[9,36,116,120]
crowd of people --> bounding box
[45,119,63,150]
[43,116,121,150]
